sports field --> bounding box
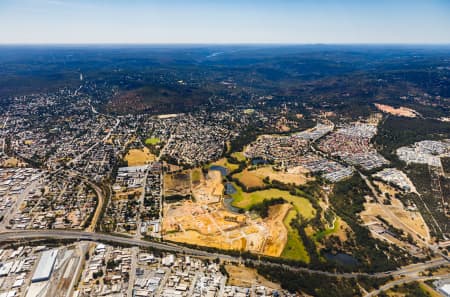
[145,137,161,145]
[124,147,156,166]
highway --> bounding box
[0,229,447,279]
[364,274,449,297]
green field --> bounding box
[230,183,315,219]
[231,151,246,162]
[314,218,340,241]
[145,137,161,145]
[281,209,310,262]
[191,168,202,183]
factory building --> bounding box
[31,249,58,283]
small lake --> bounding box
[251,158,268,166]
[324,252,359,267]
[209,165,227,176]
[223,197,241,214]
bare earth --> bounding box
[262,203,291,257]
[163,200,290,256]
[375,103,418,118]
[124,147,156,166]
[192,170,224,204]
[361,196,430,243]
[225,264,281,289]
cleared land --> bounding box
[2,157,21,167]
[163,198,295,257]
[163,165,315,260]
[164,170,191,197]
[361,196,430,242]
[163,201,261,253]
[225,264,281,289]
[374,103,418,118]
[261,204,291,257]
[124,147,156,166]
[192,170,224,203]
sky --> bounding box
[0,0,449,44]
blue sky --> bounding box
[0,0,449,44]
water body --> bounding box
[324,253,359,267]
[223,197,241,214]
[209,165,227,176]
[225,182,237,195]
[251,158,269,166]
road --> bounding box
[0,229,447,279]
[364,274,449,297]
[64,170,106,232]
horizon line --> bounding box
[1,42,450,47]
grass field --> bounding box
[281,209,310,262]
[145,137,161,146]
[124,147,156,166]
[233,166,311,189]
[233,169,266,188]
[230,183,315,219]
[314,218,340,241]
[231,151,246,162]
[191,168,202,183]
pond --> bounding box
[324,252,359,267]
[223,197,241,214]
[251,158,269,166]
[209,165,227,176]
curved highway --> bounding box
[0,229,447,279]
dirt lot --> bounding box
[192,170,224,204]
[262,203,291,257]
[361,196,430,242]
[162,199,290,256]
[124,147,156,166]
[225,264,281,289]
[1,157,23,167]
[164,170,191,197]
[375,103,418,118]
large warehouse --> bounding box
[31,249,58,283]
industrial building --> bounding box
[31,249,58,283]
